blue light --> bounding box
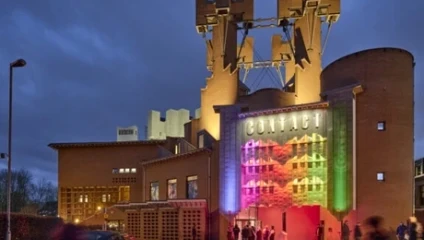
[220,159,238,213]
[218,106,242,215]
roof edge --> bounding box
[321,83,363,97]
[141,148,211,166]
[323,47,414,74]
[48,140,166,150]
[238,101,329,118]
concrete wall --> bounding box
[321,48,415,229]
[147,109,191,140]
[117,126,139,142]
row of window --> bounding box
[77,192,123,203]
[75,186,131,203]
[293,162,325,169]
[118,129,135,135]
[112,168,137,174]
[150,176,198,201]
[77,194,111,203]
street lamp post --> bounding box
[5,59,26,240]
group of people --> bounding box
[229,223,276,240]
[315,220,355,240]
[318,216,422,240]
[396,217,423,240]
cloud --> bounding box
[0,0,422,185]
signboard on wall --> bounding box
[238,108,329,209]
[240,109,327,142]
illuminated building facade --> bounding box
[415,158,424,222]
[51,0,415,239]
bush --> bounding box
[0,213,63,240]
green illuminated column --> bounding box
[333,106,348,212]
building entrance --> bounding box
[235,219,262,229]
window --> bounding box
[101,194,111,203]
[119,129,134,135]
[84,194,89,203]
[377,172,385,181]
[79,195,83,203]
[175,144,180,154]
[199,134,204,148]
[420,185,424,205]
[116,168,136,174]
[119,186,130,202]
[377,121,386,131]
[168,179,177,199]
[416,164,423,176]
[187,176,198,199]
[150,182,159,201]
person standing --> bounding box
[228,225,234,240]
[256,227,263,240]
[233,224,241,240]
[354,222,362,240]
[316,221,324,240]
[362,216,390,240]
[249,226,256,240]
[233,224,240,240]
[397,222,407,240]
[263,226,270,240]
[342,220,350,240]
[269,226,275,240]
[242,224,250,240]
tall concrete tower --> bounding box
[196,0,254,140]
[195,0,340,139]
[273,0,340,104]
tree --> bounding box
[0,169,57,215]
[0,169,33,212]
[31,178,58,216]
[31,178,57,204]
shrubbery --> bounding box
[0,213,63,240]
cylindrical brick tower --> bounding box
[321,48,414,229]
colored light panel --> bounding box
[240,135,328,209]
[239,110,329,211]
[332,106,348,212]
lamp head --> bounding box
[10,59,26,68]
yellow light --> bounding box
[97,206,102,211]
[74,219,80,224]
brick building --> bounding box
[415,158,424,222]
[50,0,415,239]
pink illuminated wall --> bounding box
[240,134,328,210]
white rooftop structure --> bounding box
[117,126,139,142]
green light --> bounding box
[333,106,348,212]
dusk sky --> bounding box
[0,0,423,184]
